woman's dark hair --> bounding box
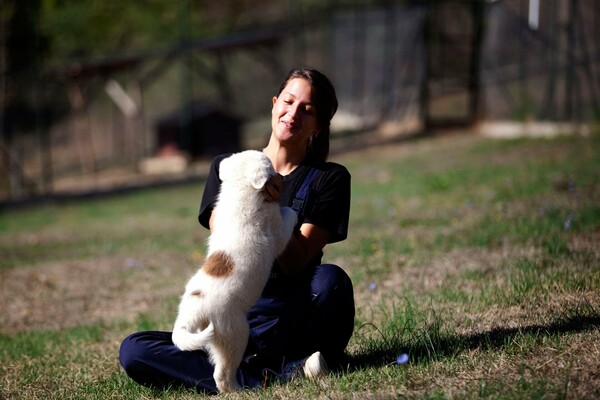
[277,68,338,163]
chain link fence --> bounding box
[2,0,598,202]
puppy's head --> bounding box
[219,150,275,190]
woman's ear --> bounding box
[272,96,278,105]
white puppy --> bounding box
[172,150,297,393]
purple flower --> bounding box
[369,283,377,291]
[564,213,573,231]
[396,353,409,364]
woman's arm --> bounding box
[208,211,216,232]
[277,223,330,275]
[263,173,331,274]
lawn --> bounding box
[1,130,599,399]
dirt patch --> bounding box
[0,253,199,334]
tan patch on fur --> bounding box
[191,289,203,297]
[202,251,235,278]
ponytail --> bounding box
[307,125,330,164]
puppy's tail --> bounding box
[172,322,215,351]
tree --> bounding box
[1,0,49,198]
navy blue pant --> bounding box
[119,264,354,393]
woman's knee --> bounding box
[119,333,144,376]
[311,264,354,304]
[310,264,355,329]
[119,331,167,386]
[307,264,355,363]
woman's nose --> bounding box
[287,104,301,120]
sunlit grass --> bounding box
[1,131,599,399]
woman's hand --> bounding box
[264,174,283,203]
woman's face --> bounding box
[271,78,319,149]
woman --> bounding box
[119,68,355,393]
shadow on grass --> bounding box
[345,313,600,371]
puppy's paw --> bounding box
[215,377,242,393]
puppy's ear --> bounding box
[247,167,270,190]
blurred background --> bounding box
[1,0,598,203]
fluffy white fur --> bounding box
[172,150,297,393]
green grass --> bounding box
[0,185,204,269]
[1,131,599,399]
